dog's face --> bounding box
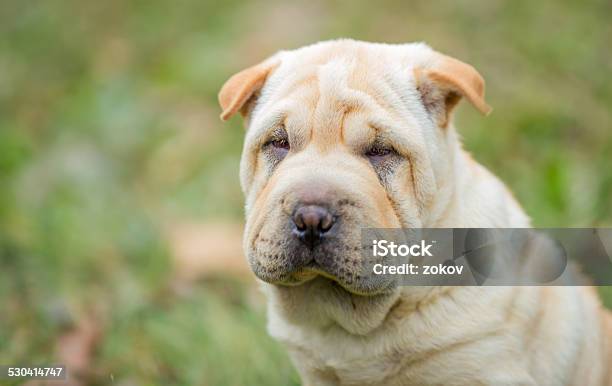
[219,40,489,295]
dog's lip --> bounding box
[269,262,330,286]
[276,262,396,296]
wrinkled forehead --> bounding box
[272,46,396,99]
[248,44,427,140]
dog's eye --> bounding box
[365,145,392,159]
[271,138,290,150]
[264,128,290,160]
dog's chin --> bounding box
[264,264,397,297]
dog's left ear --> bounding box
[415,54,492,128]
[218,59,279,121]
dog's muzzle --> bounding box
[249,192,396,295]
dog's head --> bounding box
[219,40,490,295]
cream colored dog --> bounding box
[219,40,611,385]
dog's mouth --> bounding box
[251,247,396,296]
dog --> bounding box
[218,39,611,385]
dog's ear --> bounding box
[218,59,279,121]
[415,54,491,128]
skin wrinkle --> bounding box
[385,287,452,325]
[368,70,411,122]
[247,171,282,250]
[359,126,407,228]
[406,156,418,203]
[242,112,287,193]
[338,105,355,146]
[383,185,410,229]
[385,154,427,224]
[278,72,318,100]
[312,66,353,153]
[382,328,504,384]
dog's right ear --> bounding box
[218,59,279,121]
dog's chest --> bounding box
[287,343,407,385]
[286,340,539,386]
[272,306,537,386]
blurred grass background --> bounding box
[0,0,611,385]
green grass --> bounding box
[0,0,611,384]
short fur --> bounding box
[219,39,611,386]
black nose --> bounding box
[292,205,335,249]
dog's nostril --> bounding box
[292,205,335,249]
[319,213,333,232]
[293,212,306,231]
